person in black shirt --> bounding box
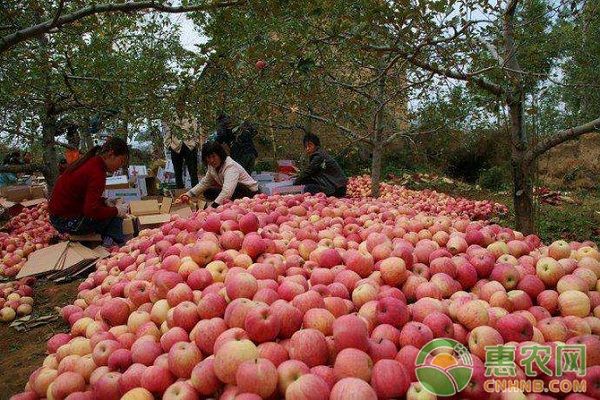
[293,133,348,198]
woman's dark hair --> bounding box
[303,132,321,148]
[201,141,228,165]
[65,136,129,174]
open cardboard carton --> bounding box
[129,197,194,229]
[16,241,110,282]
[105,175,130,190]
[0,186,47,216]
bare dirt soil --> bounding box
[538,133,600,189]
[0,279,81,398]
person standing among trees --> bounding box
[162,102,201,189]
[215,113,259,174]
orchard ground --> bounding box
[0,179,597,397]
[0,280,79,396]
[399,178,600,244]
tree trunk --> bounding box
[80,126,95,152]
[41,110,60,193]
[370,143,382,198]
[503,0,534,235]
[370,64,386,198]
[38,34,60,193]
[0,164,46,174]
[508,96,535,234]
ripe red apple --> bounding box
[162,381,198,400]
[172,301,200,331]
[47,371,86,400]
[285,373,330,400]
[99,298,130,326]
[140,365,174,394]
[190,357,223,396]
[536,257,565,287]
[371,359,410,399]
[333,348,373,382]
[244,304,281,343]
[559,290,591,317]
[236,358,278,398]
[277,359,310,395]
[330,377,377,400]
[399,322,434,349]
[213,339,259,385]
[303,308,335,336]
[94,371,122,400]
[422,311,454,338]
[168,341,203,378]
[468,325,504,361]
[288,328,329,368]
[547,240,572,260]
[332,314,369,352]
[496,314,534,342]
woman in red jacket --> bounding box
[49,137,130,247]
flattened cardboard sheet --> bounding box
[70,234,102,242]
[16,242,69,278]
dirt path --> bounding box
[0,279,81,397]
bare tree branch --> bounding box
[0,164,47,174]
[51,0,66,27]
[290,108,374,146]
[527,117,600,162]
[65,74,139,84]
[478,36,504,64]
[1,0,247,53]
[366,42,505,96]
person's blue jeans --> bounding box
[50,214,125,245]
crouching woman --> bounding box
[179,142,259,207]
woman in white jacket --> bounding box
[179,142,258,207]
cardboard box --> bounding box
[128,165,148,178]
[259,180,295,195]
[129,199,161,216]
[130,197,172,229]
[1,185,45,202]
[0,186,47,216]
[104,188,141,204]
[130,197,195,229]
[106,175,129,190]
[277,160,297,174]
[170,203,193,219]
[273,185,305,195]
[253,173,275,183]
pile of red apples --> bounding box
[9,192,600,400]
[347,175,508,220]
[0,202,59,278]
[0,277,36,322]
